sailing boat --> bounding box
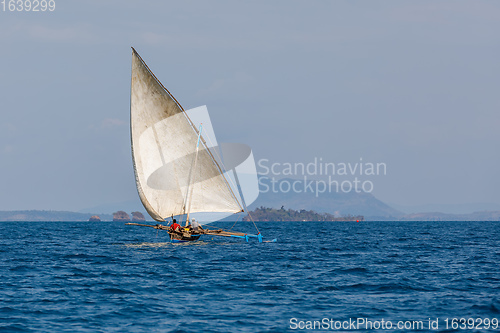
[126,48,265,243]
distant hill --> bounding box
[248,178,403,219]
[0,210,113,222]
[244,206,363,222]
[398,210,500,221]
[390,202,500,215]
[244,179,500,221]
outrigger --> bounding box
[125,222,263,243]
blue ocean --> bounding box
[0,221,499,332]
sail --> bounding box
[130,49,243,221]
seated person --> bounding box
[170,219,181,231]
[191,218,202,232]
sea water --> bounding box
[0,221,499,332]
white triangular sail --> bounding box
[130,49,243,222]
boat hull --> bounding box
[168,231,201,242]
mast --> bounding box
[185,124,203,226]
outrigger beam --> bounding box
[125,223,263,242]
[229,233,263,243]
[125,223,169,230]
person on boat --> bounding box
[191,218,202,232]
[170,219,181,231]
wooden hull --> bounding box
[168,230,202,242]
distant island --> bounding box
[243,206,364,222]
[0,210,149,222]
[113,211,130,221]
[112,211,146,222]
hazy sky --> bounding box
[1,1,499,212]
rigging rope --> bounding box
[203,135,241,205]
[201,135,260,234]
[242,201,260,234]
[228,214,241,231]
[203,134,260,234]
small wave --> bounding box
[339,267,368,274]
[101,288,135,295]
[258,284,286,291]
[471,299,500,314]
[317,285,340,291]
[0,306,17,314]
[63,253,92,259]
[0,324,30,332]
[229,277,256,283]
[9,265,33,272]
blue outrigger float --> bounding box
[127,48,268,243]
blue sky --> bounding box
[1,1,499,212]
